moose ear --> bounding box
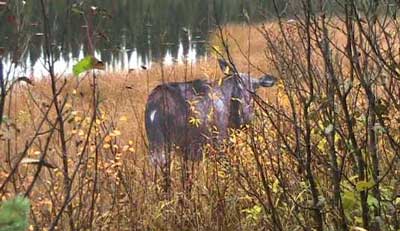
[218,59,232,76]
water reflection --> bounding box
[3,33,203,77]
[0,0,289,77]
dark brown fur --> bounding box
[145,62,276,166]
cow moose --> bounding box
[145,59,276,166]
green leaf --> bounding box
[355,180,375,192]
[271,179,280,193]
[0,115,9,124]
[354,216,363,225]
[73,56,104,76]
[367,195,379,208]
[242,204,262,221]
[342,191,357,210]
[71,6,84,15]
[0,196,30,231]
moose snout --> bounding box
[259,74,277,87]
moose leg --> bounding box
[181,146,193,196]
[149,144,172,198]
[161,159,172,199]
[181,142,204,196]
[180,152,191,197]
[162,144,173,198]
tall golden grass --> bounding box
[1,18,399,230]
[1,48,279,229]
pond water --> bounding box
[0,0,287,77]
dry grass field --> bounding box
[1,24,280,229]
[1,17,400,230]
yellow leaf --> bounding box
[189,117,201,127]
[74,116,82,122]
[103,143,111,149]
[104,135,112,142]
[351,227,368,231]
[218,78,223,86]
[212,45,221,55]
[223,66,231,75]
[55,171,63,178]
[122,145,129,152]
[110,130,121,137]
[119,116,128,121]
[395,197,400,205]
